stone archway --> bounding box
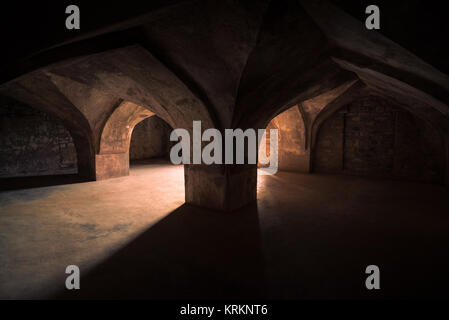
[258,105,309,173]
[96,101,154,180]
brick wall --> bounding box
[0,98,77,177]
[314,97,445,183]
[343,99,395,175]
[313,109,345,172]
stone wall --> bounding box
[0,97,77,177]
[314,97,445,184]
[129,116,173,161]
[313,109,345,173]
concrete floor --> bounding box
[1,161,448,299]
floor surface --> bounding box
[1,161,448,299]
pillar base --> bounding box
[185,164,257,212]
[95,153,129,180]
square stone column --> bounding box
[184,164,257,211]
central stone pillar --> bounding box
[184,163,257,211]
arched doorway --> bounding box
[129,115,174,164]
[128,114,181,180]
[258,104,308,174]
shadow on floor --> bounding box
[53,203,265,300]
[258,172,449,299]
[0,174,90,191]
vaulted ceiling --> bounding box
[1,0,448,146]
